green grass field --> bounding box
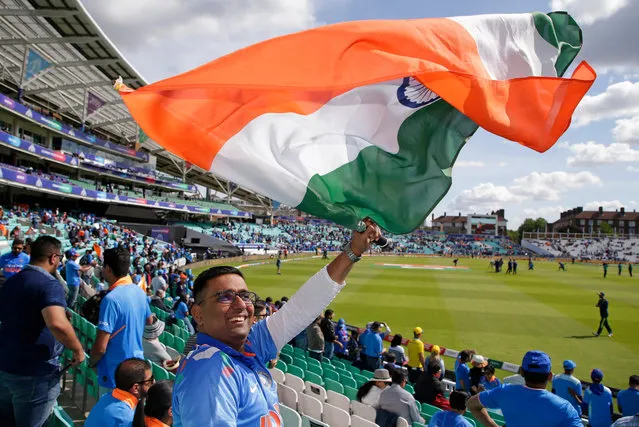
[194,256,639,389]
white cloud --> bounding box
[584,200,625,211]
[448,171,601,212]
[510,171,601,201]
[498,162,507,167]
[626,166,639,173]
[454,161,486,168]
[81,0,319,82]
[613,116,639,144]
[522,206,566,222]
[566,141,639,166]
[550,0,629,25]
[573,81,639,127]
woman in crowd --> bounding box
[356,369,393,408]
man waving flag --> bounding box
[116,11,595,234]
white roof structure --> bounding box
[0,0,271,209]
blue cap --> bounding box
[563,360,577,370]
[68,248,79,257]
[591,369,604,381]
[521,350,552,374]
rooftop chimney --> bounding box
[620,207,625,215]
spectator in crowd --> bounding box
[470,354,488,394]
[0,236,84,427]
[583,369,613,427]
[65,248,92,309]
[617,375,639,417]
[415,360,450,409]
[357,368,392,408]
[552,359,583,417]
[468,350,582,427]
[85,358,154,427]
[173,293,194,335]
[388,334,407,366]
[90,247,153,395]
[455,351,472,393]
[478,365,502,392]
[361,321,390,371]
[428,391,474,427]
[345,329,361,364]
[320,309,342,360]
[307,316,325,362]
[0,238,30,281]
[613,414,639,426]
[378,368,425,424]
[150,289,173,314]
[334,318,350,358]
[132,380,173,427]
[172,224,380,425]
[142,315,180,366]
[425,344,445,378]
[383,353,401,371]
[503,370,525,385]
[252,300,268,325]
[151,270,168,294]
[407,326,425,383]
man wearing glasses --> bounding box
[0,236,84,427]
[85,358,154,427]
[173,223,381,426]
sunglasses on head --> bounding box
[197,290,259,305]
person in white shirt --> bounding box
[357,369,392,408]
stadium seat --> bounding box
[280,353,294,365]
[269,367,286,384]
[327,389,350,413]
[292,358,308,371]
[304,371,324,387]
[405,383,415,395]
[361,370,375,379]
[353,373,369,387]
[285,373,306,394]
[351,414,379,427]
[323,369,340,382]
[301,415,329,427]
[351,400,376,422]
[306,357,321,368]
[337,368,353,379]
[343,385,358,401]
[150,361,170,381]
[277,383,299,410]
[442,379,455,392]
[276,360,288,373]
[304,381,327,402]
[322,402,351,426]
[412,423,427,427]
[321,361,334,373]
[324,378,344,395]
[173,337,185,354]
[279,403,302,427]
[287,365,305,379]
[299,392,323,421]
[346,364,361,375]
[307,364,323,377]
[397,417,410,427]
[331,359,346,370]
[293,347,306,358]
[51,406,74,427]
[281,344,294,355]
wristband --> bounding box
[343,242,361,263]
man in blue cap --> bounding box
[467,350,582,426]
[583,369,613,427]
[552,360,583,416]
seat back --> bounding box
[270,367,286,384]
[351,414,379,427]
[299,392,323,421]
[279,403,302,427]
[326,389,350,413]
[351,400,377,422]
[277,383,299,411]
[322,403,351,427]
[304,381,327,402]
[285,372,306,394]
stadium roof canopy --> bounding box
[0,0,272,209]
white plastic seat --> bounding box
[277,383,299,411]
[285,372,306,394]
[351,414,379,427]
[304,381,327,402]
[270,367,286,384]
[442,379,456,392]
[301,415,330,427]
[397,417,409,427]
[279,403,302,427]
[298,392,323,421]
[322,402,351,427]
[327,390,350,413]
[351,400,377,422]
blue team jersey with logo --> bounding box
[173,321,280,427]
[0,252,30,279]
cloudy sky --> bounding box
[80,0,639,228]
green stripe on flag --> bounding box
[532,11,583,77]
[297,100,478,234]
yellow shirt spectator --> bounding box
[407,337,425,368]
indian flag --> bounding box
[116,12,595,234]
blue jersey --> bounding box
[0,251,30,279]
[428,411,473,427]
[618,387,639,417]
[552,373,583,415]
[479,384,582,427]
[173,321,281,426]
[584,385,613,427]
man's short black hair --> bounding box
[324,309,334,317]
[29,236,61,263]
[629,375,639,387]
[522,369,549,385]
[281,296,289,302]
[115,358,151,391]
[449,390,469,411]
[193,266,244,302]
[484,365,495,376]
[390,368,406,385]
[458,350,471,363]
[427,359,441,375]
[103,247,131,278]
[254,300,266,314]
[12,238,24,247]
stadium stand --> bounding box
[523,234,639,262]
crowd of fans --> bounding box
[525,237,639,263]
